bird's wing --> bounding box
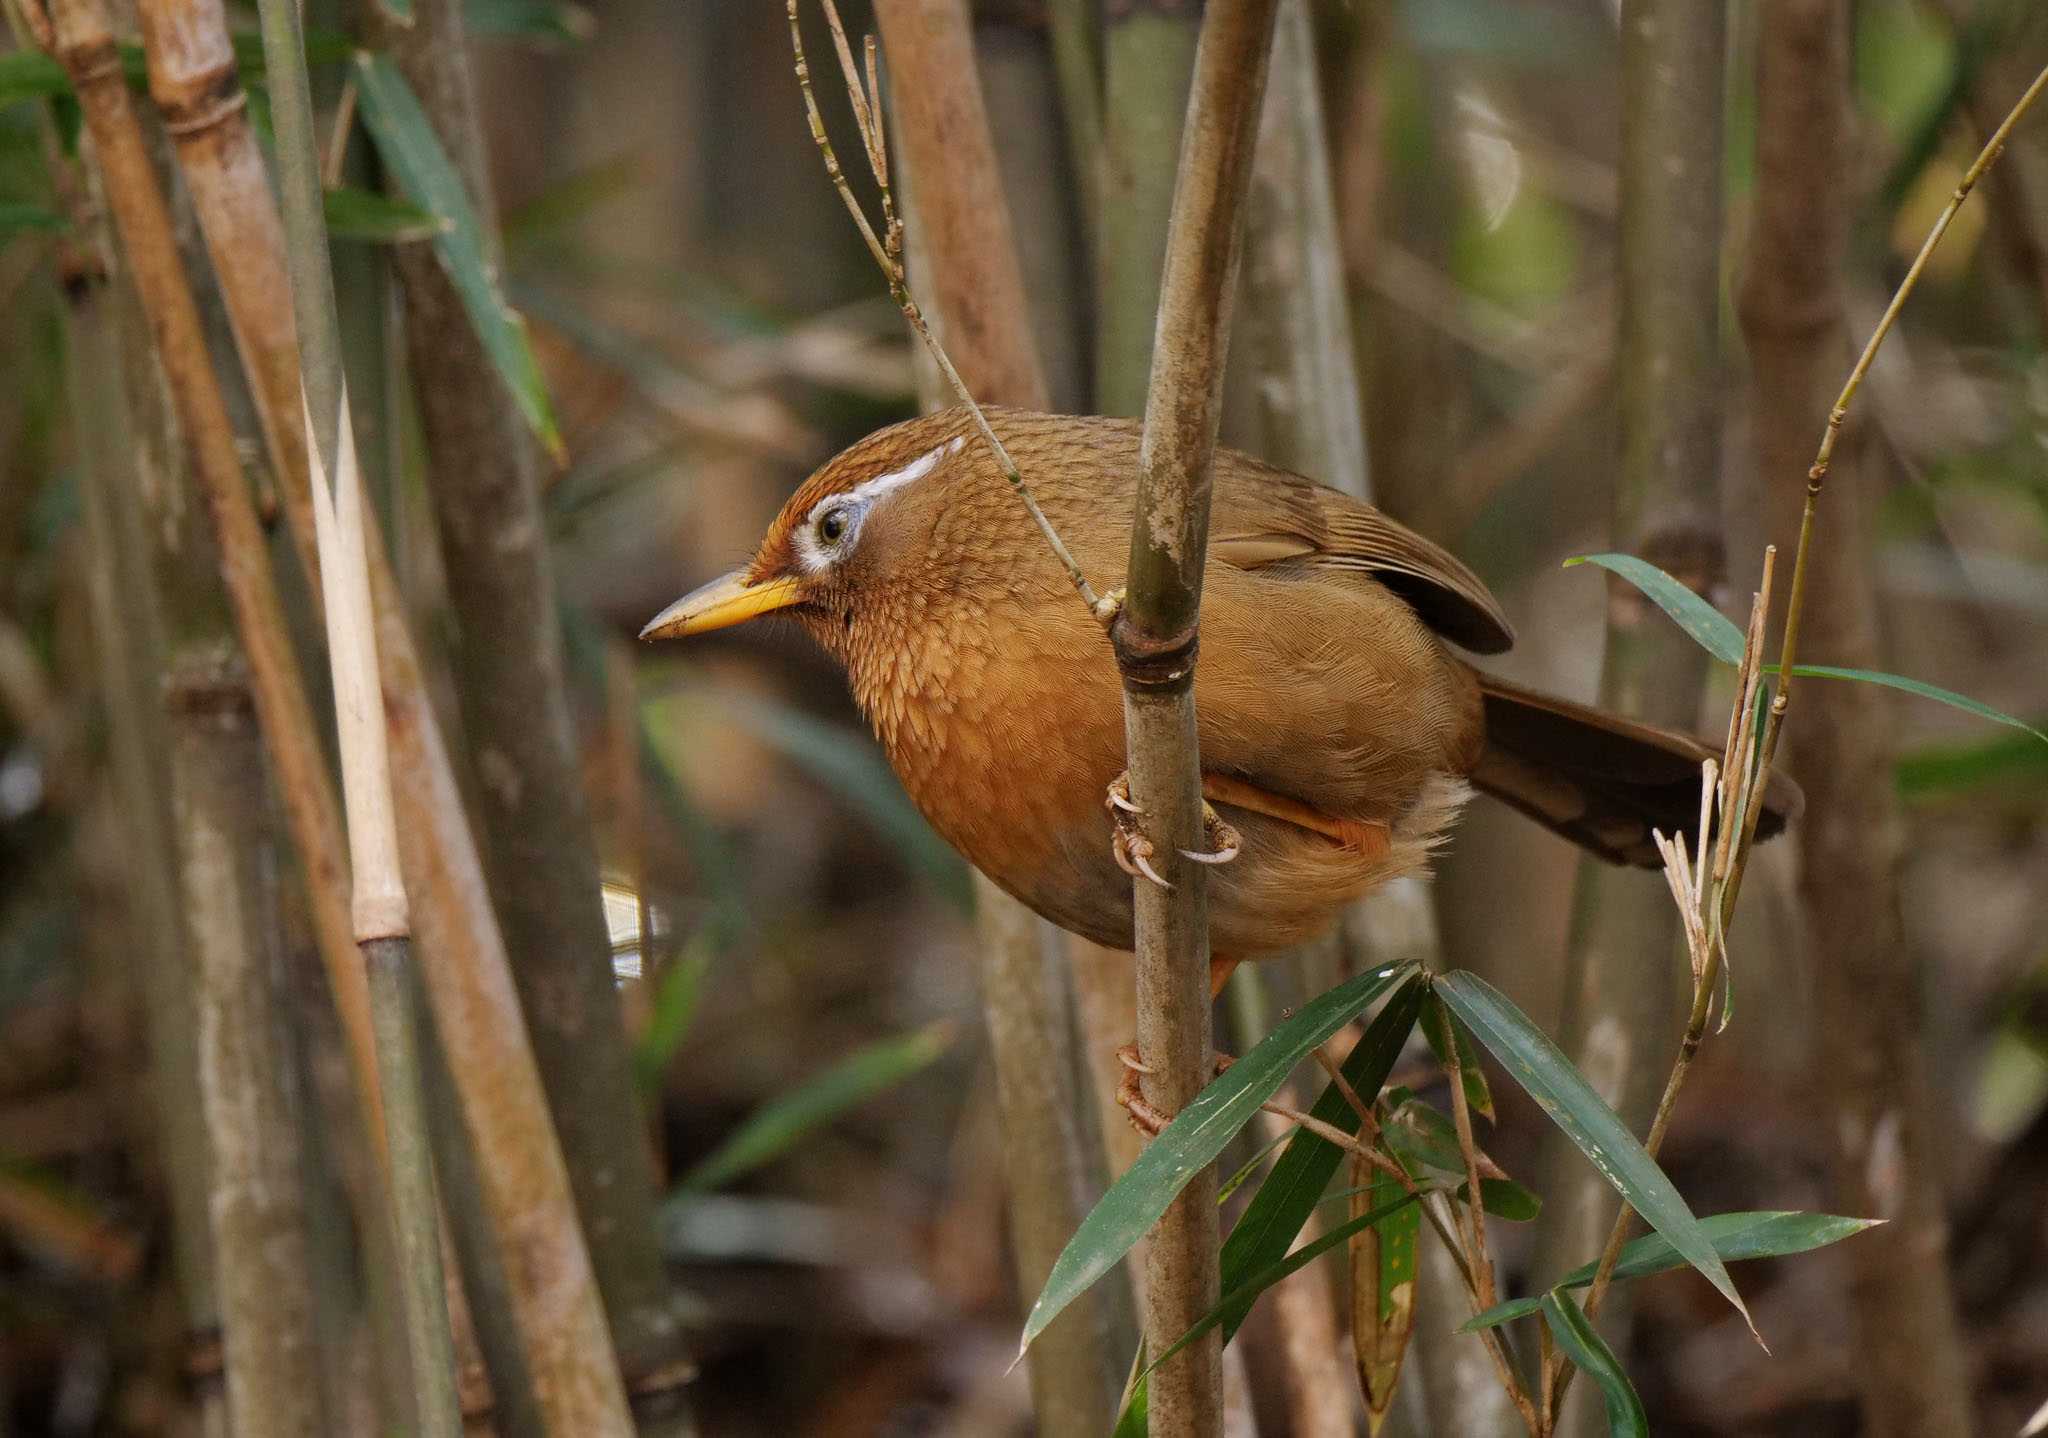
[1207,459,1515,654]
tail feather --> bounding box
[1470,673,1802,868]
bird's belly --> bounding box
[941,774,1471,958]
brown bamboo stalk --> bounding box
[32,0,385,1159]
[1114,4,1280,1434]
[368,5,687,1413]
[878,4,1126,1425]
[1736,2,1975,1433]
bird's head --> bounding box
[639,410,981,653]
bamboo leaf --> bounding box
[674,1022,954,1194]
[1351,1159,1419,1434]
[1455,1176,1542,1222]
[1459,1210,1880,1330]
[1778,665,2048,745]
[1023,963,1418,1357]
[1113,976,1426,1434]
[1896,728,2048,798]
[352,53,563,460]
[1433,970,1755,1333]
[1145,1192,1422,1376]
[0,51,70,108]
[322,184,448,243]
[0,201,66,236]
[1564,553,1745,664]
[630,932,715,1093]
[1539,1291,1647,1438]
[467,0,595,45]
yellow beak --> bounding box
[639,570,803,640]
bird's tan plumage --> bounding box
[671,406,1798,956]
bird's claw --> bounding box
[1180,802,1241,866]
[1107,773,1172,888]
[1115,1044,1237,1137]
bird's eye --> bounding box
[817,506,850,545]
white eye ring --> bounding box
[817,505,852,545]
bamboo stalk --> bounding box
[878,3,1126,1424]
[1535,8,1726,1431]
[171,652,325,1438]
[1113,4,1280,1434]
[369,5,688,1415]
[1097,0,1201,419]
[223,0,463,1420]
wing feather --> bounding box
[1208,456,1515,653]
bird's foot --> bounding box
[1182,802,1242,867]
[1106,773,1171,888]
[1106,774,1241,886]
[1115,1044,1236,1137]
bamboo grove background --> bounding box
[0,0,2044,1434]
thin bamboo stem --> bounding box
[1114,4,1280,1433]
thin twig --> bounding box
[787,0,1113,624]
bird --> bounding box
[642,407,1798,1115]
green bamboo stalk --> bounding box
[1113,5,1280,1434]
[244,2,461,1428]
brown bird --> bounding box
[643,407,1797,999]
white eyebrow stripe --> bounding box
[839,435,960,508]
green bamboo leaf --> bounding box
[1540,1291,1648,1438]
[1779,664,2048,745]
[1564,553,1745,664]
[322,184,448,243]
[1145,1193,1422,1377]
[0,201,66,236]
[630,932,715,1093]
[1352,1161,1419,1431]
[467,0,595,45]
[1459,1209,1880,1330]
[1112,976,1425,1435]
[352,53,563,460]
[1024,963,1418,1358]
[674,1021,954,1194]
[1896,729,2048,798]
[1455,1176,1542,1222]
[1434,970,1755,1333]
[0,51,70,108]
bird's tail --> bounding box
[1469,672,1802,868]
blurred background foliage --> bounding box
[0,0,2045,1434]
